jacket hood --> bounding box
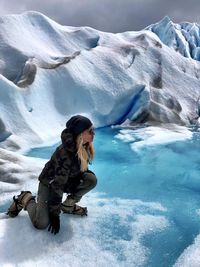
[61,128,77,153]
[66,115,92,137]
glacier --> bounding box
[146,16,200,61]
[1,11,200,267]
[0,11,200,151]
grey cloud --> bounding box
[0,0,199,33]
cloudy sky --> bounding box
[0,0,199,32]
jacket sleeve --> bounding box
[48,155,71,216]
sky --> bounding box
[0,0,199,33]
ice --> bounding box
[146,16,200,61]
[1,126,198,266]
[0,148,44,205]
[93,127,200,266]
[115,124,192,150]
[174,234,200,267]
[0,12,200,152]
[1,11,200,267]
[0,125,200,266]
[0,193,169,267]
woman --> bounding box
[7,115,97,235]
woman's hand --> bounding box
[48,213,60,235]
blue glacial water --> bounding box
[26,127,200,267]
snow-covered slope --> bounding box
[146,16,200,61]
[0,11,200,151]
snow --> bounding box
[0,11,200,267]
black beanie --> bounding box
[66,115,92,136]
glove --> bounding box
[48,213,60,235]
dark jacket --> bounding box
[38,128,82,215]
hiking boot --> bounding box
[7,191,33,218]
[61,196,87,216]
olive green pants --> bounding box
[26,182,49,229]
[26,172,97,229]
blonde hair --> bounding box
[76,134,95,171]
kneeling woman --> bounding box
[7,115,97,235]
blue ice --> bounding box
[26,127,200,267]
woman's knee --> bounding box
[83,172,97,188]
[33,218,49,230]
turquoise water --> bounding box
[26,127,200,267]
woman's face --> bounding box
[81,127,95,144]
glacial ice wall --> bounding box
[146,16,200,61]
[0,12,200,150]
